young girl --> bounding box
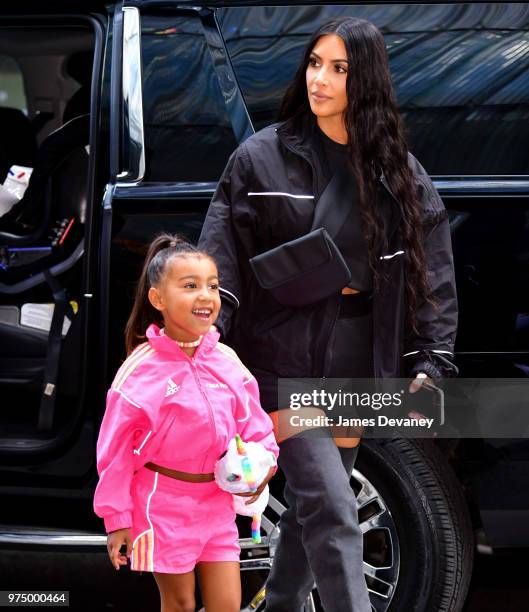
[93,233,279,612]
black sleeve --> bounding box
[403,157,459,381]
[198,144,253,340]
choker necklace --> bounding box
[160,328,202,348]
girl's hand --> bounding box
[107,527,132,570]
[235,465,277,505]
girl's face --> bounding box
[148,254,221,343]
[306,34,349,123]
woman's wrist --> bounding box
[410,359,442,382]
[406,349,458,381]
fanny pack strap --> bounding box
[310,166,355,238]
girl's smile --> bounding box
[192,307,213,321]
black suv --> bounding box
[1,2,529,611]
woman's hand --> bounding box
[235,465,277,505]
[107,527,132,570]
[408,371,432,394]
[408,372,434,421]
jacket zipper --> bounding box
[278,129,342,378]
[190,356,217,471]
[379,173,400,205]
[376,173,404,380]
[133,430,152,455]
[322,296,341,378]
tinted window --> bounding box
[0,55,26,111]
[141,13,238,182]
[219,3,529,176]
[450,198,529,352]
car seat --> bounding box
[0,112,89,245]
[0,107,38,183]
[0,88,90,432]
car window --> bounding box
[0,54,26,112]
[140,13,238,182]
[219,3,529,176]
[450,201,529,352]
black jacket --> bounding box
[198,112,458,388]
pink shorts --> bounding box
[129,465,240,574]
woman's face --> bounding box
[306,34,348,122]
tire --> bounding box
[355,438,474,612]
[247,437,473,612]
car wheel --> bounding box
[354,438,474,612]
[243,438,473,612]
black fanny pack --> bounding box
[249,168,354,307]
[249,227,350,307]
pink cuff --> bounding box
[104,511,133,534]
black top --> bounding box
[315,123,373,293]
[317,123,349,177]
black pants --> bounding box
[265,295,373,611]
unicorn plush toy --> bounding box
[214,434,276,543]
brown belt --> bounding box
[145,462,215,483]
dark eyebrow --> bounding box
[310,51,348,64]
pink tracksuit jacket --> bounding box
[93,323,279,534]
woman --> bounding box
[198,16,458,612]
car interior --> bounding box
[0,24,95,439]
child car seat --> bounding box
[0,107,38,183]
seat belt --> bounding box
[310,165,355,237]
[311,165,372,291]
[38,270,70,431]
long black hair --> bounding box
[278,16,433,333]
[124,233,213,355]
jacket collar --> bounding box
[276,111,402,245]
[276,111,317,158]
[275,111,328,177]
[146,323,220,360]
